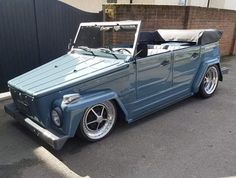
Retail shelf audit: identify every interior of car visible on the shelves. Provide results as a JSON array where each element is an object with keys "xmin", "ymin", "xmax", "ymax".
[{"xmin": 136, "ymin": 31, "xmax": 196, "ymax": 58}]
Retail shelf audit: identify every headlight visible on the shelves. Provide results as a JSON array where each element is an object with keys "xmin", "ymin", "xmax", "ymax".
[
  {"xmin": 63, "ymin": 93, "xmax": 80, "ymax": 104},
  {"xmin": 51, "ymin": 107, "xmax": 63, "ymax": 127}
]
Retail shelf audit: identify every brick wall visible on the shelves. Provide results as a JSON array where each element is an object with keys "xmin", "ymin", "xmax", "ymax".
[{"xmin": 103, "ymin": 4, "xmax": 236, "ymax": 56}]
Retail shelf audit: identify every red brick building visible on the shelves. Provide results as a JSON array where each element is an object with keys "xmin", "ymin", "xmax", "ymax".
[{"xmin": 104, "ymin": 4, "xmax": 236, "ymax": 56}]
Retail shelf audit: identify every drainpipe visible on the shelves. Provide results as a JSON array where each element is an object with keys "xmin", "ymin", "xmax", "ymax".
[
  {"xmin": 184, "ymin": 0, "xmax": 187, "ymax": 6},
  {"xmin": 207, "ymin": 0, "xmax": 211, "ymax": 8}
]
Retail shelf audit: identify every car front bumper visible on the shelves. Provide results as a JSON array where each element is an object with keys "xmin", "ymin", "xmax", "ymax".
[{"xmin": 4, "ymin": 103, "xmax": 69, "ymax": 150}]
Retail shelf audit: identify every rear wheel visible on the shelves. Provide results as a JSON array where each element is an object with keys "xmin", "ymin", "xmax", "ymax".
[
  {"xmin": 198, "ymin": 65, "xmax": 219, "ymax": 98},
  {"xmin": 79, "ymin": 101, "xmax": 117, "ymax": 142}
]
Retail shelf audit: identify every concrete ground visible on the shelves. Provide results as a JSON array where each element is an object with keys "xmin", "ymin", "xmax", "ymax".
[{"xmin": 0, "ymin": 57, "xmax": 236, "ymax": 178}]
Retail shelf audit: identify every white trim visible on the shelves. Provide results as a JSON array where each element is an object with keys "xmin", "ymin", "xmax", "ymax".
[
  {"xmin": 79, "ymin": 20, "xmax": 141, "ymax": 26},
  {"xmin": 132, "ymin": 21, "xmax": 141, "ymax": 56}
]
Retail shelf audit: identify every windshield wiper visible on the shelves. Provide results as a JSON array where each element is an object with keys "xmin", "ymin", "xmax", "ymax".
[
  {"xmin": 97, "ymin": 48, "xmax": 118, "ymax": 59},
  {"xmin": 77, "ymin": 46, "xmax": 95, "ymax": 56}
]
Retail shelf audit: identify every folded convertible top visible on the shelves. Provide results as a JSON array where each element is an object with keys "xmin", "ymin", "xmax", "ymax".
[{"xmin": 139, "ymin": 29, "xmax": 223, "ymax": 45}]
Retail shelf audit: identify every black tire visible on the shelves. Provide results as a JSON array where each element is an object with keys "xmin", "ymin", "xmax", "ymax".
[
  {"xmin": 78, "ymin": 101, "xmax": 117, "ymax": 142},
  {"xmin": 198, "ymin": 65, "xmax": 219, "ymax": 98}
]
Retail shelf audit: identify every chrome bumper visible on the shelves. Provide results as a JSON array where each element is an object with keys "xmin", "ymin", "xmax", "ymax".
[{"xmin": 4, "ymin": 103, "xmax": 69, "ymax": 150}]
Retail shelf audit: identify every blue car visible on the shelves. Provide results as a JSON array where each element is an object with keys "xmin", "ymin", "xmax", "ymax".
[{"xmin": 4, "ymin": 21, "xmax": 227, "ymax": 150}]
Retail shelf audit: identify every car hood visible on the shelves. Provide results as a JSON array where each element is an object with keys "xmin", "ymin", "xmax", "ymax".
[{"xmin": 8, "ymin": 53, "xmax": 127, "ymax": 97}]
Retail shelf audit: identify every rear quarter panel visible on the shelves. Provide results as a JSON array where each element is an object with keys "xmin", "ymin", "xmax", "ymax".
[{"xmin": 192, "ymin": 42, "xmax": 221, "ymax": 93}]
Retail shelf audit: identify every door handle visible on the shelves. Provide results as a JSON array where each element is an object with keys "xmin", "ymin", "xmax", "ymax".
[
  {"xmin": 191, "ymin": 53, "xmax": 199, "ymax": 59},
  {"xmin": 160, "ymin": 60, "xmax": 170, "ymax": 66}
]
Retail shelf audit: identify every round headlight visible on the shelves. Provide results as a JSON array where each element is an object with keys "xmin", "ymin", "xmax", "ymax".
[{"xmin": 51, "ymin": 107, "xmax": 63, "ymax": 127}]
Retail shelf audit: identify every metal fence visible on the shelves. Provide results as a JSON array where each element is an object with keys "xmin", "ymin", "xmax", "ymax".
[{"xmin": 0, "ymin": 0, "xmax": 102, "ymax": 92}]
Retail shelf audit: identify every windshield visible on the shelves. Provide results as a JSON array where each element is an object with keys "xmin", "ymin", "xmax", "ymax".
[{"xmin": 72, "ymin": 21, "xmax": 141, "ymax": 59}]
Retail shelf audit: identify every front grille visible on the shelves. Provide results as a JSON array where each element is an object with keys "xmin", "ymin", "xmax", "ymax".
[{"xmin": 10, "ymin": 88, "xmax": 33, "ymax": 117}]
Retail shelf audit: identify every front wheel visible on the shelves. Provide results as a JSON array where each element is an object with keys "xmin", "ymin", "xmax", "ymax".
[
  {"xmin": 79, "ymin": 101, "xmax": 117, "ymax": 142},
  {"xmin": 198, "ymin": 65, "xmax": 219, "ymax": 98}
]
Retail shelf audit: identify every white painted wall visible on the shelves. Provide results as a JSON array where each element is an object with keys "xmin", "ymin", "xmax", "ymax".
[
  {"xmin": 224, "ymin": 0, "xmax": 236, "ymax": 10},
  {"xmin": 154, "ymin": 0, "xmax": 179, "ymax": 5},
  {"xmin": 59, "ymin": 0, "xmax": 103, "ymax": 13},
  {"xmin": 210, "ymin": 0, "xmax": 225, "ymax": 9},
  {"xmin": 61, "ymin": 0, "xmax": 236, "ymax": 11},
  {"xmin": 187, "ymin": 0, "xmax": 207, "ymax": 7}
]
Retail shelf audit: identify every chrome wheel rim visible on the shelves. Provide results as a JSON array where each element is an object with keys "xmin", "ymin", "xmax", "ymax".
[
  {"xmin": 82, "ymin": 102, "xmax": 116, "ymax": 140},
  {"xmin": 203, "ymin": 66, "xmax": 218, "ymax": 95}
]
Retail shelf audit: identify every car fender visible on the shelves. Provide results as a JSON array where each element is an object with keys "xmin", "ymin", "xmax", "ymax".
[
  {"xmin": 192, "ymin": 57, "xmax": 222, "ymax": 93},
  {"xmin": 57, "ymin": 90, "xmax": 128, "ymax": 137}
]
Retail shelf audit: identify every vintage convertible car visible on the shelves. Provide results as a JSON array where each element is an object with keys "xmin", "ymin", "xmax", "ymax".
[{"xmin": 5, "ymin": 21, "xmax": 227, "ymax": 150}]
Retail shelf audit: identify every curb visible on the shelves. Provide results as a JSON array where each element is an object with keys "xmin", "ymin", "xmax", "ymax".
[
  {"xmin": 33, "ymin": 147, "xmax": 87, "ymax": 178},
  {"xmin": 222, "ymin": 55, "xmax": 236, "ymax": 60},
  {"xmin": 0, "ymin": 92, "xmax": 11, "ymax": 102}
]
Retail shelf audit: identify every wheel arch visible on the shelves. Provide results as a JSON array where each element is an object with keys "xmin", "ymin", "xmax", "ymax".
[
  {"xmin": 61, "ymin": 90, "xmax": 129, "ymax": 137},
  {"xmin": 111, "ymin": 99, "xmax": 127, "ymax": 123},
  {"xmin": 192, "ymin": 60, "xmax": 222, "ymax": 93},
  {"xmin": 216, "ymin": 63, "xmax": 223, "ymax": 81}
]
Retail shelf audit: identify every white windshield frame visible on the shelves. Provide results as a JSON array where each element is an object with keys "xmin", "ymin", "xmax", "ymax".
[{"xmin": 72, "ymin": 21, "xmax": 141, "ymax": 57}]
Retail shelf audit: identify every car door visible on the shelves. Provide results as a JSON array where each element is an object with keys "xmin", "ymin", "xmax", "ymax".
[
  {"xmin": 173, "ymin": 46, "xmax": 201, "ymax": 91},
  {"xmin": 131, "ymin": 51, "xmax": 172, "ymax": 117}
]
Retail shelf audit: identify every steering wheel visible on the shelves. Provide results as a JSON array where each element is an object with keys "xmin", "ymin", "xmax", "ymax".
[{"xmin": 115, "ymin": 48, "xmax": 131, "ymax": 54}]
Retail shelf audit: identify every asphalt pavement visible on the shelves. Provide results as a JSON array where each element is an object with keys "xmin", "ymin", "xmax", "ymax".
[{"xmin": 0, "ymin": 57, "xmax": 236, "ymax": 178}]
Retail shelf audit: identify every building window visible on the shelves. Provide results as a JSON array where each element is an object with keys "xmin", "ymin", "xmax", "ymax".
[
  {"xmin": 179, "ymin": 0, "xmax": 187, "ymax": 6},
  {"xmin": 107, "ymin": 0, "xmax": 117, "ymax": 3}
]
